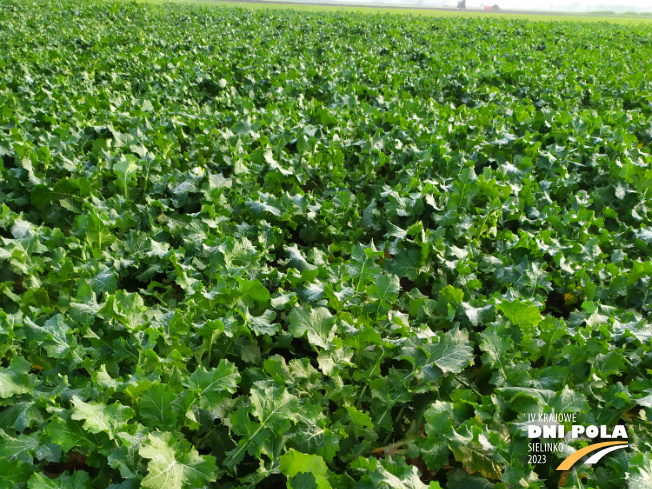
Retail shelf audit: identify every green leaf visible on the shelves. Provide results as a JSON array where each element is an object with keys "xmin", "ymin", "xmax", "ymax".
[
  {"xmin": 280, "ymin": 449, "xmax": 332, "ymax": 489},
  {"xmin": 461, "ymin": 302, "xmax": 493, "ymax": 327},
  {"xmin": 71, "ymin": 396, "xmax": 134, "ymax": 440},
  {"xmin": 367, "ymin": 274, "xmax": 401, "ymax": 310},
  {"xmin": 109, "ymin": 426, "xmax": 150, "ymax": 479},
  {"xmin": 289, "ymin": 473, "xmax": 318, "ymax": 489},
  {"xmin": 496, "ymin": 386, "xmax": 588, "ymax": 413},
  {"xmin": 0, "ymin": 400, "xmax": 44, "ymax": 432},
  {"xmin": 422, "ymin": 328, "xmax": 474, "ymax": 375},
  {"xmin": 629, "ymin": 453, "xmax": 652, "ymax": 489},
  {"xmin": 139, "ymin": 432, "xmax": 219, "ymax": 489},
  {"xmin": 385, "ymin": 222, "xmax": 407, "ymax": 240},
  {"xmin": 250, "ymin": 382, "xmax": 300, "ymax": 430},
  {"xmin": 448, "ymin": 426, "xmax": 503, "ymax": 481},
  {"xmin": 285, "ymin": 244, "xmax": 317, "ymax": 271},
  {"xmin": 422, "ymin": 401, "xmax": 454, "ymax": 469},
  {"xmin": 345, "ymin": 405, "xmax": 374, "ymax": 430},
  {"xmin": 497, "ymin": 301, "xmax": 542, "ymax": 328},
  {"xmin": 450, "ymin": 167, "xmax": 479, "ymax": 209},
  {"xmin": 368, "ymin": 458, "xmax": 432, "ymax": 489},
  {"xmin": 98, "ymin": 290, "xmax": 147, "ymax": 331},
  {"xmin": 387, "ymin": 249, "xmax": 423, "ymax": 281},
  {"xmin": 90, "ymin": 266, "xmax": 118, "ymax": 295},
  {"xmin": 232, "ymin": 277, "xmax": 270, "ymax": 309},
  {"xmin": 288, "ymin": 306, "xmax": 336, "ymax": 349},
  {"xmin": 0, "ymin": 356, "xmax": 34, "ymax": 399},
  {"xmin": 245, "ymin": 309, "xmax": 279, "ymax": 336},
  {"xmin": 46, "ymin": 413, "xmax": 98, "ymax": 452},
  {"xmin": 182, "ymin": 360, "xmax": 240, "ymax": 411},
  {"xmin": 227, "ymin": 382, "xmax": 300, "ymax": 467},
  {"xmin": 0, "ymin": 457, "xmax": 31, "ymax": 488},
  {"xmin": 446, "ymin": 469, "xmax": 495, "ymax": 489},
  {"xmin": 348, "ymin": 244, "xmax": 383, "ymax": 286},
  {"xmin": 479, "ymin": 328, "xmax": 513, "ymax": 371},
  {"xmin": 0, "ymin": 429, "xmax": 39, "ymax": 463},
  {"xmin": 113, "ymin": 154, "xmax": 139, "ymax": 192},
  {"xmin": 25, "ymin": 314, "xmax": 77, "ymax": 360},
  {"xmin": 440, "ymin": 285, "xmax": 464, "ymax": 306},
  {"xmin": 27, "ymin": 471, "xmax": 92, "ymax": 489},
  {"xmin": 138, "ymin": 383, "xmax": 180, "ymax": 431}
]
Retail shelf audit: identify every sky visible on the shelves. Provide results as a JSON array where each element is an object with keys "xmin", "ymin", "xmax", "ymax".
[
  {"xmin": 461, "ymin": 0, "xmax": 652, "ymax": 11},
  {"xmin": 342, "ymin": 0, "xmax": 652, "ymax": 11}
]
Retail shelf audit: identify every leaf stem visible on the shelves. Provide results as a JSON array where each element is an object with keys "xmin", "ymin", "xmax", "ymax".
[
  {"xmin": 356, "ymin": 347, "xmax": 384, "ymax": 409},
  {"xmin": 355, "ymin": 257, "xmax": 367, "ymax": 293},
  {"xmin": 381, "ymin": 404, "xmax": 406, "ymax": 446},
  {"xmin": 454, "ymin": 374, "xmax": 482, "ymax": 397}
]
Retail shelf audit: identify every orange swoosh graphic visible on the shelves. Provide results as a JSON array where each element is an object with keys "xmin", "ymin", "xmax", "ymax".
[{"xmin": 556, "ymin": 441, "xmax": 628, "ymax": 471}]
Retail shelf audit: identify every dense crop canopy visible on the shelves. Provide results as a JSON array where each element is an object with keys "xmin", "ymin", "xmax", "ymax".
[{"xmin": 1, "ymin": 0, "xmax": 652, "ymax": 488}]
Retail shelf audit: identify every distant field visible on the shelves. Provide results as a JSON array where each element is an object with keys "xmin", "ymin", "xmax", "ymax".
[{"xmin": 142, "ymin": 0, "xmax": 652, "ymax": 23}]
